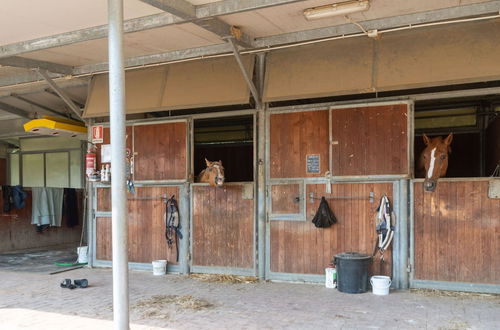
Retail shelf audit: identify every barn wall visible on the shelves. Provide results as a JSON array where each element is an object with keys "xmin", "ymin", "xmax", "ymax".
[
  {"xmin": 95, "ymin": 186, "xmax": 180, "ymax": 263},
  {"xmin": 0, "ymin": 190, "xmax": 83, "ymax": 253},
  {"xmin": 270, "ymin": 182, "xmax": 393, "ymax": 276},
  {"xmin": 413, "ymin": 179, "xmax": 500, "ymax": 284}
]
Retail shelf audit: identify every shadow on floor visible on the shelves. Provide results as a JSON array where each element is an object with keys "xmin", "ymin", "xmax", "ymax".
[{"xmin": 0, "ymin": 245, "xmax": 80, "ymax": 274}]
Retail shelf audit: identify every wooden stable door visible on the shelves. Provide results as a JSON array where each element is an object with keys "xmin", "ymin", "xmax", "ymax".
[
  {"xmin": 413, "ymin": 179, "xmax": 500, "ymax": 285},
  {"xmin": 191, "ymin": 183, "xmax": 255, "ymax": 272},
  {"xmin": 95, "ymin": 186, "xmax": 180, "ymax": 264}
]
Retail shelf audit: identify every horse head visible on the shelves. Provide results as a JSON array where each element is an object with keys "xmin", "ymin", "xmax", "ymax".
[
  {"xmin": 199, "ymin": 158, "xmax": 225, "ymax": 187},
  {"xmin": 419, "ymin": 133, "xmax": 453, "ymax": 192}
]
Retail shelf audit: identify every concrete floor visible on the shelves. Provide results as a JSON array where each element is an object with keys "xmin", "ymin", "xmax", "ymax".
[
  {"xmin": 0, "ymin": 246, "xmax": 78, "ymax": 273},
  {"xmin": 0, "ymin": 265, "xmax": 499, "ymax": 330}
]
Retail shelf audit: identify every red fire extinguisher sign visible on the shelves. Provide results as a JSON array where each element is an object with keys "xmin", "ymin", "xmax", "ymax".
[{"xmin": 91, "ymin": 125, "xmax": 104, "ymax": 144}]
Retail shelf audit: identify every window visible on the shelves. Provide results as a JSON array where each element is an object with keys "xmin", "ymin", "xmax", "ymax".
[{"xmin": 9, "ymin": 137, "xmax": 83, "ymax": 188}]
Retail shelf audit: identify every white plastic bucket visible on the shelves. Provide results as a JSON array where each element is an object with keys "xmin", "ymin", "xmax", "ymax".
[
  {"xmin": 325, "ymin": 267, "xmax": 337, "ymax": 288},
  {"xmin": 77, "ymin": 246, "xmax": 88, "ymax": 264},
  {"xmin": 370, "ymin": 275, "xmax": 391, "ymax": 295},
  {"xmin": 152, "ymin": 260, "xmax": 167, "ymax": 275}
]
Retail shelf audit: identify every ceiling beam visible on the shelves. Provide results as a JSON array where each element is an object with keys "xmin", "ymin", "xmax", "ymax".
[
  {"xmin": 73, "ymin": 43, "xmax": 233, "ymax": 75},
  {"xmin": 140, "ymin": 0, "xmax": 253, "ymax": 47},
  {"xmin": 37, "ymin": 70, "xmax": 83, "ymax": 120},
  {"xmin": 140, "ymin": 0, "xmax": 196, "ymax": 18},
  {"xmin": 0, "ymin": 56, "xmax": 73, "ymax": 75},
  {"xmin": 227, "ymin": 38, "xmax": 262, "ymax": 109},
  {"xmin": 9, "ymin": 93, "xmax": 72, "ymax": 119},
  {"xmin": 0, "ymin": 100, "xmax": 31, "ymax": 119},
  {"xmin": 0, "ymin": 0, "xmax": 302, "ymax": 58},
  {"xmin": 0, "ymin": 77, "xmax": 89, "ymax": 97},
  {"xmin": 196, "ymin": 0, "xmax": 306, "ymax": 18},
  {"xmin": 43, "ymin": 89, "xmax": 85, "ymax": 108},
  {"xmin": 0, "ymin": 13, "xmax": 179, "ymax": 59}
]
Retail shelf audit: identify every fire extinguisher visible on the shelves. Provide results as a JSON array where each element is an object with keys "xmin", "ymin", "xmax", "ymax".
[{"xmin": 85, "ymin": 145, "xmax": 97, "ymax": 178}]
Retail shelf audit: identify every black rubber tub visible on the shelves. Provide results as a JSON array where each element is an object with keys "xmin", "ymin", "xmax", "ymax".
[{"xmin": 334, "ymin": 252, "xmax": 372, "ymax": 294}]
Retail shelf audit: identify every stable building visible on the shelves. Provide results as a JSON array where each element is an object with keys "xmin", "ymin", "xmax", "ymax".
[{"xmin": 0, "ymin": 0, "xmax": 499, "ymax": 295}]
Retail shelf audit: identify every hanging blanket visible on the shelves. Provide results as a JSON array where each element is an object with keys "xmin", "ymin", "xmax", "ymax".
[{"xmin": 31, "ymin": 187, "xmax": 64, "ymax": 227}]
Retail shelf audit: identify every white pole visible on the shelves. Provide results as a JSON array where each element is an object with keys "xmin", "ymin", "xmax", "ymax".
[{"xmin": 108, "ymin": 0, "xmax": 129, "ymax": 329}]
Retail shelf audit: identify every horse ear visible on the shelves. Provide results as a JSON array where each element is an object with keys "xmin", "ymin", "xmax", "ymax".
[
  {"xmin": 205, "ymin": 158, "xmax": 211, "ymax": 167},
  {"xmin": 444, "ymin": 133, "xmax": 453, "ymax": 146},
  {"xmin": 423, "ymin": 134, "xmax": 430, "ymax": 146}
]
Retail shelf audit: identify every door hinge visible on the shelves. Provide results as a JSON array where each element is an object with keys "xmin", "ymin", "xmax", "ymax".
[{"xmin": 407, "ymin": 263, "xmax": 412, "ymax": 273}]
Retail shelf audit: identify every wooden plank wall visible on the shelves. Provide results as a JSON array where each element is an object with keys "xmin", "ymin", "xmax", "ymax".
[
  {"xmin": 270, "ymin": 111, "xmax": 329, "ymax": 178},
  {"xmin": 270, "ymin": 182, "xmax": 393, "ymax": 275},
  {"xmin": 271, "ymin": 184, "xmax": 300, "ymax": 214},
  {"xmin": 134, "ymin": 122, "xmax": 186, "ymax": 181},
  {"xmin": 192, "ymin": 184, "xmax": 254, "ymax": 269},
  {"xmin": 331, "ymin": 104, "xmax": 408, "ymax": 176},
  {"xmin": 96, "ymin": 188, "xmax": 111, "ymax": 212},
  {"xmin": 96, "ymin": 126, "xmax": 132, "ymax": 166},
  {"xmin": 414, "ymin": 180, "xmax": 500, "ymax": 284},
  {"xmin": 0, "ymin": 190, "xmax": 83, "ymax": 253},
  {"xmin": 95, "ymin": 186, "xmax": 180, "ymax": 264},
  {"xmin": 96, "ymin": 122, "xmax": 186, "ymax": 181}
]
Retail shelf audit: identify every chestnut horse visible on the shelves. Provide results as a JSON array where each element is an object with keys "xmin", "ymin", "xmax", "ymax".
[
  {"xmin": 417, "ymin": 133, "xmax": 453, "ymax": 192},
  {"xmin": 198, "ymin": 159, "xmax": 225, "ymax": 187}
]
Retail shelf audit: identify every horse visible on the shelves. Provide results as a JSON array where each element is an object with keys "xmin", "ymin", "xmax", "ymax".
[
  {"xmin": 198, "ymin": 158, "xmax": 225, "ymax": 187},
  {"xmin": 417, "ymin": 133, "xmax": 453, "ymax": 192}
]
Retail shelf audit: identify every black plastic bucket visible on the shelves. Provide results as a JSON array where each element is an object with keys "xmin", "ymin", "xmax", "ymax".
[{"xmin": 334, "ymin": 252, "xmax": 372, "ymax": 294}]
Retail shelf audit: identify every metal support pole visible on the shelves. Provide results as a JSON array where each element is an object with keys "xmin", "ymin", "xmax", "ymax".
[
  {"xmin": 179, "ymin": 182, "xmax": 190, "ymax": 274},
  {"xmin": 108, "ymin": 1, "xmax": 129, "ymax": 329},
  {"xmin": 396, "ymin": 179, "xmax": 409, "ymax": 289},
  {"xmin": 256, "ymin": 53, "xmax": 266, "ymax": 280},
  {"xmin": 227, "ymin": 37, "xmax": 262, "ymax": 109}
]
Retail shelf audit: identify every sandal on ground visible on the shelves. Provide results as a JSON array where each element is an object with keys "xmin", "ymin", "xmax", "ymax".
[
  {"xmin": 60, "ymin": 279, "xmax": 76, "ymax": 289},
  {"xmin": 74, "ymin": 279, "xmax": 88, "ymax": 288}
]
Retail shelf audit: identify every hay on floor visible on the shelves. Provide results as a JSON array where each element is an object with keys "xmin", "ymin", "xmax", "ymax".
[
  {"xmin": 190, "ymin": 273, "xmax": 258, "ymax": 284},
  {"xmin": 411, "ymin": 289, "xmax": 499, "ymax": 301},
  {"xmin": 135, "ymin": 294, "xmax": 213, "ymax": 311}
]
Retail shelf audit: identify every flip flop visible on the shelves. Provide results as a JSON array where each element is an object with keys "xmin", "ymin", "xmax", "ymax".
[
  {"xmin": 60, "ymin": 279, "xmax": 76, "ymax": 289},
  {"xmin": 74, "ymin": 279, "xmax": 88, "ymax": 288}
]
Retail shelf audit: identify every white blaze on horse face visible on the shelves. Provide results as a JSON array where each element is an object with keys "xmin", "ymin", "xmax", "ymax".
[
  {"xmin": 427, "ymin": 148, "xmax": 437, "ymax": 179},
  {"xmin": 213, "ymin": 164, "xmax": 223, "ymax": 185}
]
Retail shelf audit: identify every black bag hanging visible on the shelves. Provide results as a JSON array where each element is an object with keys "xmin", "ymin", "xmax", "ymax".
[{"xmin": 312, "ymin": 197, "xmax": 337, "ymax": 228}]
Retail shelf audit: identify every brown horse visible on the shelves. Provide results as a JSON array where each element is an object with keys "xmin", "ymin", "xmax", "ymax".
[
  {"xmin": 417, "ymin": 133, "xmax": 453, "ymax": 192},
  {"xmin": 198, "ymin": 159, "xmax": 225, "ymax": 187}
]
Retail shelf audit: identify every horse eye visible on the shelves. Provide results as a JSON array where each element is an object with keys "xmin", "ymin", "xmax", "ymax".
[{"xmin": 440, "ymin": 154, "xmax": 446, "ymax": 160}]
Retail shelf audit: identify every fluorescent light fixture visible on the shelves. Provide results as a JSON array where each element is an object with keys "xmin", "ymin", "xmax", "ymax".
[{"xmin": 304, "ymin": 0, "xmax": 370, "ymax": 20}]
